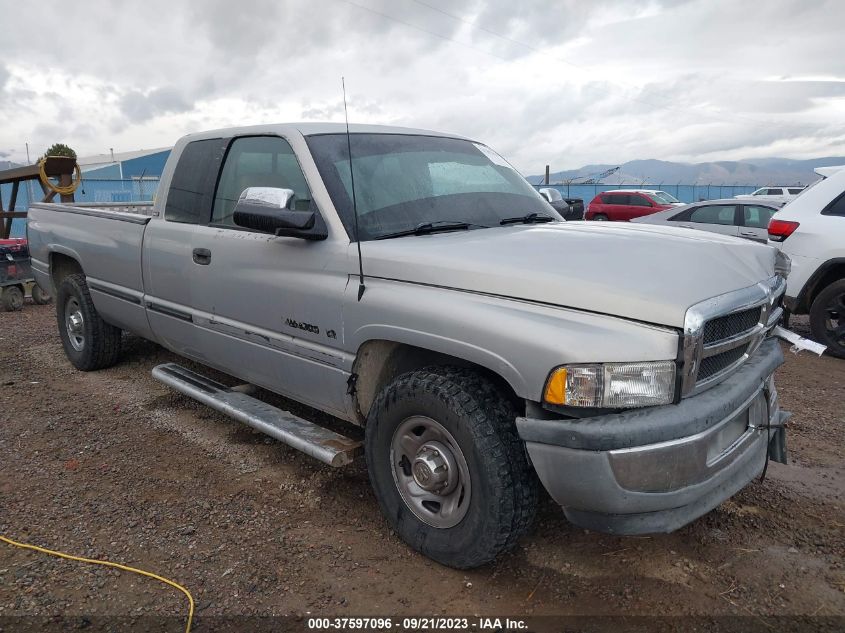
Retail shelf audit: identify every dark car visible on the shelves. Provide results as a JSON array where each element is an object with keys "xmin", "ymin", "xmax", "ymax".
[{"xmin": 538, "ymin": 188, "xmax": 584, "ymax": 220}]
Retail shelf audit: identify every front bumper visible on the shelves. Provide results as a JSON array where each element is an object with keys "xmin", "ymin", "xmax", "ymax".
[{"xmin": 516, "ymin": 338, "xmax": 788, "ymax": 534}]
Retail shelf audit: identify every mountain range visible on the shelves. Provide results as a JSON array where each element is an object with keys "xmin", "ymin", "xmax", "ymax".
[{"xmin": 528, "ymin": 157, "xmax": 845, "ymax": 186}]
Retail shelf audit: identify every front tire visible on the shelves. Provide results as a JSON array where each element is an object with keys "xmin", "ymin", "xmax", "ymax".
[
  {"xmin": 809, "ymin": 279, "xmax": 845, "ymax": 358},
  {"xmin": 365, "ymin": 367, "xmax": 538, "ymax": 569},
  {"xmin": 592, "ymin": 213, "xmax": 608, "ymax": 221},
  {"xmin": 56, "ymin": 273, "xmax": 122, "ymax": 371}
]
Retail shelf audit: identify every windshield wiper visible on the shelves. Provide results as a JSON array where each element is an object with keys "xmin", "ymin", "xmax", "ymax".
[
  {"xmin": 499, "ymin": 212, "xmax": 555, "ymax": 225},
  {"xmin": 374, "ymin": 221, "xmax": 487, "ymax": 240}
]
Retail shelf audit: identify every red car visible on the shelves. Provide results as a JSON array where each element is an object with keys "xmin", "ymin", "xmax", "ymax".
[{"xmin": 585, "ymin": 189, "xmax": 683, "ymax": 221}]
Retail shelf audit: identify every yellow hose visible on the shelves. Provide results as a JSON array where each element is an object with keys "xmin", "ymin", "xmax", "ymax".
[
  {"xmin": 0, "ymin": 534, "xmax": 194, "ymax": 633},
  {"xmin": 38, "ymin": 156, "xmax": 82, "ymax": 196}
]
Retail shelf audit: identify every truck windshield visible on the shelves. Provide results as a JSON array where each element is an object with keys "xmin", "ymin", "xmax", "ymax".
[{"xmin": 306, "ymin": 134, "xmax": 557, "ymax": 241}]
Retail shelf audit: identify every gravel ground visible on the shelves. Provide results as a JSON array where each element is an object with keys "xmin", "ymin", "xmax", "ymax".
[{"xmin": 0, "ymin": 303, "xmax": 843, "ymax": 632}]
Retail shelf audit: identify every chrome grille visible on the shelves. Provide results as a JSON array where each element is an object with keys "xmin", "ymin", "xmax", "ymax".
[
  {"xmin": 682, "ymin": 276, "xmax": 787, "ymax": 397},
  {"xmin": 697, "ymin": 344, "xmax": 749, "ymax": 381},
  {"xmin": 702, "ymin": 307, "xmax": 762, "ymax": 344}
]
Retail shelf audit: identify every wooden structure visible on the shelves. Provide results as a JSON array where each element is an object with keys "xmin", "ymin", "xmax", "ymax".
[{"xmin": 0, "ymin": 159, "xmax": 77, "ymax": 239}]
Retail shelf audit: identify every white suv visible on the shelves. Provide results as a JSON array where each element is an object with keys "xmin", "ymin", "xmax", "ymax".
[
  {"xmin": 738, "ymin": 186, "xmax": 805, "ymax": 202},
  {"xmin": 769, "ymin": 170, "xmax": 845, "ymax": 357}
]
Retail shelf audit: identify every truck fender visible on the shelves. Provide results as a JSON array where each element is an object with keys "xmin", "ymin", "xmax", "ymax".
[{"xmin": 345, "ymin": 279, "xmax": 679, "ymax": 421}]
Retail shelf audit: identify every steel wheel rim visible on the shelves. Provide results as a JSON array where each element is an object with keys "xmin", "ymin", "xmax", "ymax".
[
  {"xmin": 824, "ymin": 291, "xmax": 845, "ymax": 345},
  {"xmin": 64, "ymin": 297, "xmax": 85, "ymax": 351},
  {"xmin": 389, "ymin": 415, "xmax": 471, "ymax": 529}
]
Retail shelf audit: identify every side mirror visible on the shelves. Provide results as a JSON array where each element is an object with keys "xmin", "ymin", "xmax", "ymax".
[
  {"xmin": 233, "ymin": 187, "xmax": 326, "ymax": 240},
  {"xmin": 538, "ymin": 188, "xmax": 553, "ymax": 203}
]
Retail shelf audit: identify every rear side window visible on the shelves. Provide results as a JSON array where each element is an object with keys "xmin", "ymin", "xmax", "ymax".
[
  {"xmin": 603, "ymin": 194, "xmax": 629, "ymax": 205},
  {"xmin": 689, "ymin": 204, "xmax": 736, "ymax": 225},
  {"xmin": 165, "ymin": 138, "xmax": 228, "ymax": 224},
  {"xmin": 743, "ymin": 205, "xmax": 777, "ymax": 228},
  {"xmin": 822, "ymin": 191, "xmax": 845, "ymax": 217},
  {"xmin": 788, "ymin": 188, "xmax": 804, "ymax": 194}
]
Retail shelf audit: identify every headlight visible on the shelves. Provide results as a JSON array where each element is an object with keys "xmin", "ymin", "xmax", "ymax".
[
  {"xmin": 774, "ymin": 250, "xmax": 791, "ymax": 279},
  {"xmin": 544, "ymin": 361, "xmax": 676, "ymax": 408}
]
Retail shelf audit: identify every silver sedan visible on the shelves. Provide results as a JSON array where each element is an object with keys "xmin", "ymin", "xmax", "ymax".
[{"xmin": 630, "ymin": 197, "xmax": 784, "ymax": 242}]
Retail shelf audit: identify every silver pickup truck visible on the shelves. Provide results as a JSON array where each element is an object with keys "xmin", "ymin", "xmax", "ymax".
[{"xmin": 28, "ymin": 123, "xmax": 791, "ymax": 569}]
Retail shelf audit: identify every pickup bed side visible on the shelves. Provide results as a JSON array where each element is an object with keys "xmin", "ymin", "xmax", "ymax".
[{"xmin": 28, "ymin": 203, "xmax": 154, "ymax": 340}]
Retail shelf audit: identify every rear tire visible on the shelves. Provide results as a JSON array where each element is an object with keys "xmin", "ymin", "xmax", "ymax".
[
  {"xmin": 31, "ymin": 283, "xmax": 52, "ymax": 305},
  {"xmin": 592, "ymin": 214, "xmax": 608, "ymax": 221},
  {"xmin": 365, "ymin": 366, "xmax": 538, "ymax": 569},
  {"xmin": 56, "ymin": 273, "xmax": 122, "ymax": 370},
  {"xmin": 809, "ymin": 279, "xmax": 845, "ymax": 358},
  {"xmin": 1, "ymin": 286, "xmax": 24, "ymax": 311}
]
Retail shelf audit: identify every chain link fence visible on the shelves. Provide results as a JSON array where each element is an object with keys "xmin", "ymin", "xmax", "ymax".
[
  {"xmin": 2, "ymin": 177, "xmax": 161, "ymax": 237},
  {"xmin": 533, "ymin": 182, "xmax": 763, "ymax": 204}
]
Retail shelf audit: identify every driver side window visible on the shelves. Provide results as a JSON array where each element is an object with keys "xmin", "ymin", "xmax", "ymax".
[{"xmin": 211, "ymin": 136, "xmax": 312, "ymax": 227}]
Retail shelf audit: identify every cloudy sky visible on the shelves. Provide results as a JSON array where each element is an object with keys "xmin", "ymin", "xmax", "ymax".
[{"xmin": 1, "ymin": 0, "xmax": 844, "ymax": 174}]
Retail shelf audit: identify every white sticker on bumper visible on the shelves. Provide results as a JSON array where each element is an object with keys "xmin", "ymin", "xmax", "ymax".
[{"xmin": 772, "ymin": 325, "xmax": 827, "ymax": 356}]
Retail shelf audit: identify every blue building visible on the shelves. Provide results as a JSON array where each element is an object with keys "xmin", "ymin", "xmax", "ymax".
[
  {"xmin": 79, "ymin": 147, "xmax": 171, "ymax": 179},
  {"xmin": 1, "ymin": 147, "xmax": 171, "ymax": 236}
]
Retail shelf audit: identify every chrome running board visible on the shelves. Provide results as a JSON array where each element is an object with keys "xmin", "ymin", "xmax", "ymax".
[{"xmin": 152, "ymin": 363, "xmax": 362, "ymax": 467}]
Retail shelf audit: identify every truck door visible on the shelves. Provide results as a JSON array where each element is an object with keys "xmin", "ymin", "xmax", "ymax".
[
  {"xmin": 188, "ymin": 135, "xmax": 351, "ymax": 418},
  {"xmin": 142, "ymin": 137, "xmax": 228, "ymax": 358}
]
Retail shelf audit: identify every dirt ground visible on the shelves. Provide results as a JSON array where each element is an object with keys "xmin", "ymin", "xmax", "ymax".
[{"xmin": 1, "ymin": 303, "xmax": 843, "ymax": 632}]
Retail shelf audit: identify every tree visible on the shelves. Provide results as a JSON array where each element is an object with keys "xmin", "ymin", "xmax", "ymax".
[{"xmin": 41, "ymin": 143, "xmax": 77, "ymax": 160}]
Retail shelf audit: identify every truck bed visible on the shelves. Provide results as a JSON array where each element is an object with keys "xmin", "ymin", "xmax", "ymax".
[{"xmin": 26, "ymin": 201, "xmax": 154, "ymax": 335}]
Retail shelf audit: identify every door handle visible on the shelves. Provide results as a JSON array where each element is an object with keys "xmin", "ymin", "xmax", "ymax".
[
  {"xmin": 739, "ymin": 231, "xmax": 757, "ymax": 237},
  {"xmin": 192, "ymin": 248, "xmax": 212, "ymax": 265}
]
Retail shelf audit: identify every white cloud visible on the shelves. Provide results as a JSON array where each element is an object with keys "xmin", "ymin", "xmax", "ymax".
[{"xmin": 1, "ymin": 0, "xmax": 844, "ymax": 172}]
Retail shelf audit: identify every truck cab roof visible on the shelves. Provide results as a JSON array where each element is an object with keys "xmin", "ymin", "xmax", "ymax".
[{"xmin": 178, "ymin": 122, "xmax": 470, "ymax": 143}]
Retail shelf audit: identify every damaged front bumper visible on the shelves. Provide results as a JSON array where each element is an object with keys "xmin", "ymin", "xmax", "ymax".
[{"xmin": 516, "ymin": 338, "xmax": 789, "ymax": 535}]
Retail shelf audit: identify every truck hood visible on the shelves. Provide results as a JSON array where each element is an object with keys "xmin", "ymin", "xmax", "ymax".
[{"xmin": 360, "ymin": 222, "xmax": 777, "ymax": 328}]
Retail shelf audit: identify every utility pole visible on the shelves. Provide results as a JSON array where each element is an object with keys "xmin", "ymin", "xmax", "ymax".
[{"xmin": 544, "ymin": 165, "xmax": 550, "ymax": 185}]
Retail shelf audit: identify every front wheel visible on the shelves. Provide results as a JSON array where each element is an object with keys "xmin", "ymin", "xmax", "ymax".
[
  {"xmin": 809, "ymin": 279, "xmax": 845, "ymax": 358},
  {"xmin": 56, "ymin": 273, "xmax": 122, "ymax": 370},
  {"xmin": 365, "ymin": 367, "xmax": 538, "ymax": 569},
  {"xmin": 591, "ymin": 213, "xmax": 608, "ymax": 221}
]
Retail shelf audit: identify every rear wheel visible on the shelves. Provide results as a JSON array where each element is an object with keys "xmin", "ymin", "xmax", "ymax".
[
  {"xmin": 365, "ymin": 367, "xmax": 538, "ymax": 569},
  {"xmin": 810, "ymin": 279, "xmax": 845, "ymax": 358},
  {"xmin": 592, "ymin": 214, "xmax": 608, "ymax": 221},
  {"xmin": 31, "ymin": 283, "xmax": 52, "ymax": 305},
  {"xmin": 1, "ymin": 286, "xmax": 24, "ymax": 311},
  {"xmin": 56, "ymin": 273, "xmax": 122, "ymax": 370}
]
